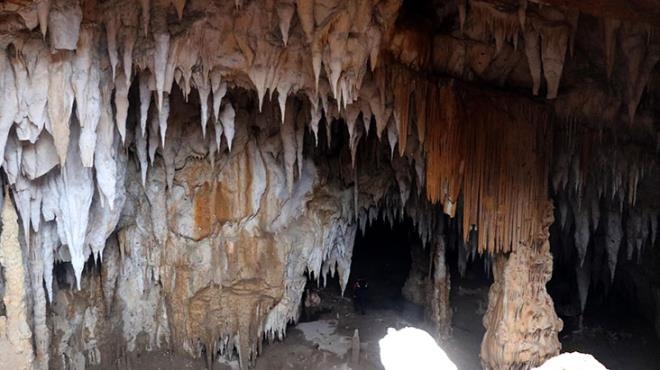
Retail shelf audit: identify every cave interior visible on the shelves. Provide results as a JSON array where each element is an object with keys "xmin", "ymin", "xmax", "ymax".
[{"xmin": 0, "ymin": 0, "xmax": 659, "ymax": 369}]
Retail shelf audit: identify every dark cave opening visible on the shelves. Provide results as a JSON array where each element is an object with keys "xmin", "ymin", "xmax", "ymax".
[{"xmin": 348, "ymin": 216, "xmax": 416, "ymax": 314}]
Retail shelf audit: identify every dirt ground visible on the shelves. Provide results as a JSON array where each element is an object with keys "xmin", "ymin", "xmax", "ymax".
[{"xmin": 123, "ymin": 271, "xmax": 660, "ymax": 370}]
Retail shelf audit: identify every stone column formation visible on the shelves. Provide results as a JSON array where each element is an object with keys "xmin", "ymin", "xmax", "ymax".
[{"xmin": 480, "ymin": 202, "xmax": 563, "ymax": 369}]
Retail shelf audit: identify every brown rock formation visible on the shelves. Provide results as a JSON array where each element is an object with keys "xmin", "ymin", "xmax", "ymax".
[{"xmin": 481, "ymin": 201, "xmax": 563, "ymax": 369}]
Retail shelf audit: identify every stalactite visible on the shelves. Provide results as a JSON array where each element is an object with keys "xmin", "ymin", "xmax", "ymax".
[
  {"xmin": 193, "ymin": 70, "xmax": 211, "ymax": 138},
  {"xmin": 73, "ymin": 27, "xmax": 102, "ymax": 167},
  {"xmin": 606, "ymin": 209, "xmax": 622, "ymax": 281},
  {"xmin": 220, "ymin": 103, "xmax": 236, "ymax": 152},
  {"xmin": 47, "ymin": 52, "xmax": 74, "ymax": 166},
  {"xmin": 603, "ymin": 19, "xmax": 621, "ymax": 79},
  {"xmin": 114, "ymin": 68, "xmax": 130, "ymax": 144},
  {"xmin": 470, "ymin": 1, "xmax": 520, "ymax": 55},
  {"xmin": 281, "ymin": 97, "xmax": 297, "ymax": 194},
  {"xmin": 424, "ymin": 84, "xmax": 551, "ymax": 254}
]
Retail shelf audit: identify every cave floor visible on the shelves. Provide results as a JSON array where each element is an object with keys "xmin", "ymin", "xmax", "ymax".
[{"xmin": 122, "ymin": 275, "xmax": 660, "ymax": 370}]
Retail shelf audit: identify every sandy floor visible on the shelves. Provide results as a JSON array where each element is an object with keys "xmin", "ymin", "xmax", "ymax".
[{"xmin": 122, "ymin": 273, "xmax": 660, "ymax": 370}]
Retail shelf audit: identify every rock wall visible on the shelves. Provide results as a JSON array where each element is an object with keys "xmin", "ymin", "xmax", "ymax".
[
  {"xmin": 0, "ymin": 188, "xmax": 35, "ymax": 370},
  {"xmin": 37, "ymin": 88, "xmax": 435, "ymax": 369}
]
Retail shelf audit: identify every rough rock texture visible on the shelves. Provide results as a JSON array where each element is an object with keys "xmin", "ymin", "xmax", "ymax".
[
  {"xmin": 39, "ymin": 89, "xmax": 437, "ymax": 369},
  {"xmin": 481, "ymin": 202, "xmax": 564, "ymax": 369},
  {"xmin": 0, "ymin": 188, "xmax": 35, "ymax": 370}
]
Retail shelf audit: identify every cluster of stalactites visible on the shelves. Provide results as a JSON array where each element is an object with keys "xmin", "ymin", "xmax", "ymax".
[
  {"xmin": 0, "ymin": 0, "xmax": 405, "ymax": 291},
  {"xmin": 420, "ymin": 1, "xmax": 659, "ymax": 126},
  {"xmin": 371, "ymin": 62, "xmax": 554, "ymax": 255},
  {"xmin": 552, "ymin": 125, "xmax": 658, "ymax": 280},
  {"xmin": 421, "ymin": 81, "xmax": 552, "ymax": 255},
  {"xmin": 458, "ymin": 0, "xmax": 577, "ymax": 99}
]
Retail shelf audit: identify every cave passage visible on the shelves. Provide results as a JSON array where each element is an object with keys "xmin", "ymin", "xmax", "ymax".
[{"xmin": 349, "ymin": 216, "xmax": 417, "ymax": 313}]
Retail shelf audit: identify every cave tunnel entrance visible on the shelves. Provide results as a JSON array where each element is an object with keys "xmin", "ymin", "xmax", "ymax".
[{"xmin": 348, "ymin": 216, "xmax": 417, "ymax": 315}]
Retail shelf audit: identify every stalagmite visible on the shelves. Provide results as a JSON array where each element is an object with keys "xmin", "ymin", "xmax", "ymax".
[
  {"xmin": 352, "ymin": 329, "xmax": 360, "ymax": 365},
  {"xmin": 429, "ymin": 236, "xmax": 451, "ymax": 338},
  {"xmin": 481, "ymin": 202, "xmax": 563, "ymax": 369},
  {"xmin": 575, "ymin": 261, "xmax": 590, "ymax": 332}
]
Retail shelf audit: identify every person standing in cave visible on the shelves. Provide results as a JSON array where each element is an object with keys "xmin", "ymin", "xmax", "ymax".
[{"xmin": 353, "ymin": 278, "xmax": 369, "ymax": 315}]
